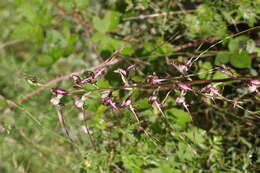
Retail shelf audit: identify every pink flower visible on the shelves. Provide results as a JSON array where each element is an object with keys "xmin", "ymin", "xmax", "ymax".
[
  {"xmin": 126, "ymin": 65, "xmax": 136, "ymax": 71},
  {"xmin": 250, "ymin": 80, "xmax": 260, "ymax": 85},
  {"xmin": 248, "ymin": 80, "xmax": 260, "ymax": 94},
  {"xmin": 50, "ymin": 95, "xmax": 64, "ymax": 107},
  {"xmin": 94, "ymin": 68, "xmax": 106, "ymax": 79},
  {"xmin": 120, "ymin": 95, "xmax": 132, "ymax": 108},
  {"xmin": 217, "ymin": 65, "xmax": 233, "ymax": 77},
  {"xmin": 101, "ymin": 91, "xmax": 119, "ymax": 112},
  {"xmin": 172, "ymin": 58, "xmax": 193, "ymax": 74},
  {"xmin": 75, "ymin": 99, "xmax": 84, "ymax": 110},
  {"xmin": 176, "ymin": 96, "xmax": 189, "ymax": 112},
  {"xmin": 51, "ymin": 88, "xmax": 69, "ymax": 95},
  {"xmin": 148, "ymin": 96, "xmax": 163, "ymax": 108},
  {"xmin": 177, "ymin": 83, "xmax": 192, "ymax": 91},
  {"xmin": 201, "ymin": 84, "xmax": 222, "ymax": 100},
  {"xmin": 148, "ymin": 76, "xmax": 168, "ymax": 84},
  {"xmin": 114, "ymin": 68, "xmax": 127, "ymax": 76}
]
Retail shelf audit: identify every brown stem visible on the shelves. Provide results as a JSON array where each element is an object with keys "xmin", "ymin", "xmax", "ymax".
[{"xmin": 71, "ymin": 76, "xmax": 260, "ymax": 92}]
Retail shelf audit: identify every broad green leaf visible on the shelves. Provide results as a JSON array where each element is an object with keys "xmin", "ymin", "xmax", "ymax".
[
  {"xmin": 166, "ymin": 108, "xmax": 192, "ymax": 128},
  {"xmin": 228, "ymin": 36, "xmax": 250, "ymax": 52},
  {"xmin": 230, "ymin": 51, "xmax": 251, "ymax": 68},
  {"xmin": 93, "ymin": 16, "xmax": 107, "ymax": 33},
  {"xmin": 104, "ymin": 11, "xmax": 121, "ymax": 32},
  {"xmin": 215, "ymin": 51, "xmax": 231, "ymax": 65}
]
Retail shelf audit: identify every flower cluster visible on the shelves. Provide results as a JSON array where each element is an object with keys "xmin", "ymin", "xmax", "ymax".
[{"xmin": 50, "ymin": 61, "xmax": 259, "ymax": 119}]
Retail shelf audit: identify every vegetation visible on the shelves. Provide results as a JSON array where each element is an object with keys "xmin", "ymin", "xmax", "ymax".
[{"xmin": 0, "ymin": 0, "xmax": 259, "ymax": 172}]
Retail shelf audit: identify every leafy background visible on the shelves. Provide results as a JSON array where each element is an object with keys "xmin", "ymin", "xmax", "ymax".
[{"xmin": 0, "ymin": 0, "xmax": 259, "ymax": 172}]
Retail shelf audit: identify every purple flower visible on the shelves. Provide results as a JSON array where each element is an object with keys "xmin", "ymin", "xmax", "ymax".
[
  {"xmin": 94, "ymin": 68, "xmax": 106, "ymax": 80},
  {"xmin": 177, "ymin": 83, "xmax": 192, "ymax": 91},
  {"xmin": 250, "ymin": 80, "xmax": 260, "ymax": 85},
  {"xmin": 248, "ymin": 80, "xmax": 260, "ymax": 93},
  {"xmin": 79, "ymin": 76, "xmax": 94, "ymax": 85},
  {"xmin": 120, "ymin": 96, "xmax": 132, "ymax": 108},
  {"xmin": 101, "ymin": 91, "xmax": 119, "ymax": 112},
  {"xmin": 126, "ymin": 65, "xmax": 136, "ymax": 71},
  {"xmin": 176, "ymin": 96, "xmax": 189, "ymax": 112},
  {"xmin": 51, "ymin": 88, "xmax": 69, "ymax": 95},
  {"xmin": 50, "ymin": 95, "xmax": 64, "ymax": 107},
  {"xmin": 75, "ymin": 99, "xmax": 84, "ymax": 110},
  {"xmin": 148, "ymin": 96, "xmax": 163, "ymax": 108},
  {"xmin": 114, "ymin": 68, "xmax": 127, "ymax": 76},
  {"xmin": 201, "ymin": 84, "xmax": 222, "ymax": 100},
  {"xmin": 217, "ymin": 65, "xmax": 233, "ymax": 77},
  {"xmin": 172, "ymin": 58, "xmax": 193, "ymax": 74},
  {"xmin": 148, "ymin": 76, "xmax": 168, "ymax": 84}
]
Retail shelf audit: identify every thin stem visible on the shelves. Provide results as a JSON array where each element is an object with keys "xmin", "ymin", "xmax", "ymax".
[
  {"xmin": 72, "ymin": 76, "xmax": 260, "ymax": 93},
  {"xmin": 56, "ymin": 107, "xmax": 74, "ymax": 144}
]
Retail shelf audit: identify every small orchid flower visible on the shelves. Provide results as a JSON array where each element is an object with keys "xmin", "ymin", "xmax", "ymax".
[
  {"xmin": 201, "ymin": 84, "xmax": 222, "ymax": 100},
  {"xmin": 120, "ymin": 98, "xmax": 132, "ymax": 108},
  {"xmin": 149, "ymin": 96, "xmax": 167, "ymax": 118},
  {"xmin": 79, "ymin": 71, "xmax": 95, "ymax": 85},
  {"xmin": 101, "ymin": 91, "xmax": 119, "ymax": 112},
  {"xmin": 114, "ymin": 68, "xmax": 128, "ymax": 85},
  {"xmin": 148, "ymin": 76, "xmax": 168, "ymax": 84},
  {"xmin": 75, "ymin": 100, "xmax": 84, "ymax": 110},
  {"xmin": 177, "ymin": 83, "xmax": 193, "ymax": 91},
  {"xmin": 148, "ymin": 96, "xmax": 162, "ymax": 109},
  {"xmin": 114, "ymin": 68, "xmax": 127, "ymax": 76},
  {"xmin": 172, "ymin": 58, "xmax": 193, "ymax": 74},
  {"xmin": 248, "ymin": 80, "xmax": 260, "ymax": 94},
  {"xmin": 50, "ymin": 94, "xmax": 64, "ymax": 107},
  {"xmin": 94, "ymin": 68, "xmax": 106, "ymax": 80},
  {"xmin": 176, "ymin": 96, "xmax": 189, "ymax": 112},
  {"xmin": 217, "ymin": 65, "xmax": 233, "ymax": 77},
  {"xmin": 127, "ymin": 65, "xmax": 136, "ymax": 71},
  {"xmin": 51, "ymin": 88, "xmax": 69, "ymax": 95}
]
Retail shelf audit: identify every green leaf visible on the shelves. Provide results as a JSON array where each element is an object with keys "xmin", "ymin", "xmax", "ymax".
[
  {"xmin": 93, "ymin": 11, "xmax": 121, "ymax": 33},
  {"xmin": 104, "ymin": 11, "xmax": 121, "ymax": 32},
  {"xmin": 230, "ymin": 51, "xmax": 251, "ymax": 68},
  {"xmin": 75, "ymin": 0, "xmax": 88, "ymax": 9},
  {"xmin": 166, "ymin": 108, "xmax": 192, "ymax": 128},
  {"xmin": 198, "ymin": 61, "xmax": 212, "ymax": 79},
  {"xmin": 12, "ymin": 23, "xmax": 43, "ymax": 43},
  {"xmin": 133, "ymin": 98, "xmax": 151, "ymax": 110},
  {"xmin": 96, "ymin": 78, "xmax": 110, "ymax": 88},
  {"xmin": 37, "ymin": 54, "xmax": 55, "ymax": 67},
  {"xmin": 93, "ymin": 17, "xmax": 107, "ymax": 33},
  {"xmin": 215, "ymin": 51, "xmax": 231, "ymax": 65},
  {"xmin": 228, "ymin": 36, "xmax": 250, "ymax": 52}
]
